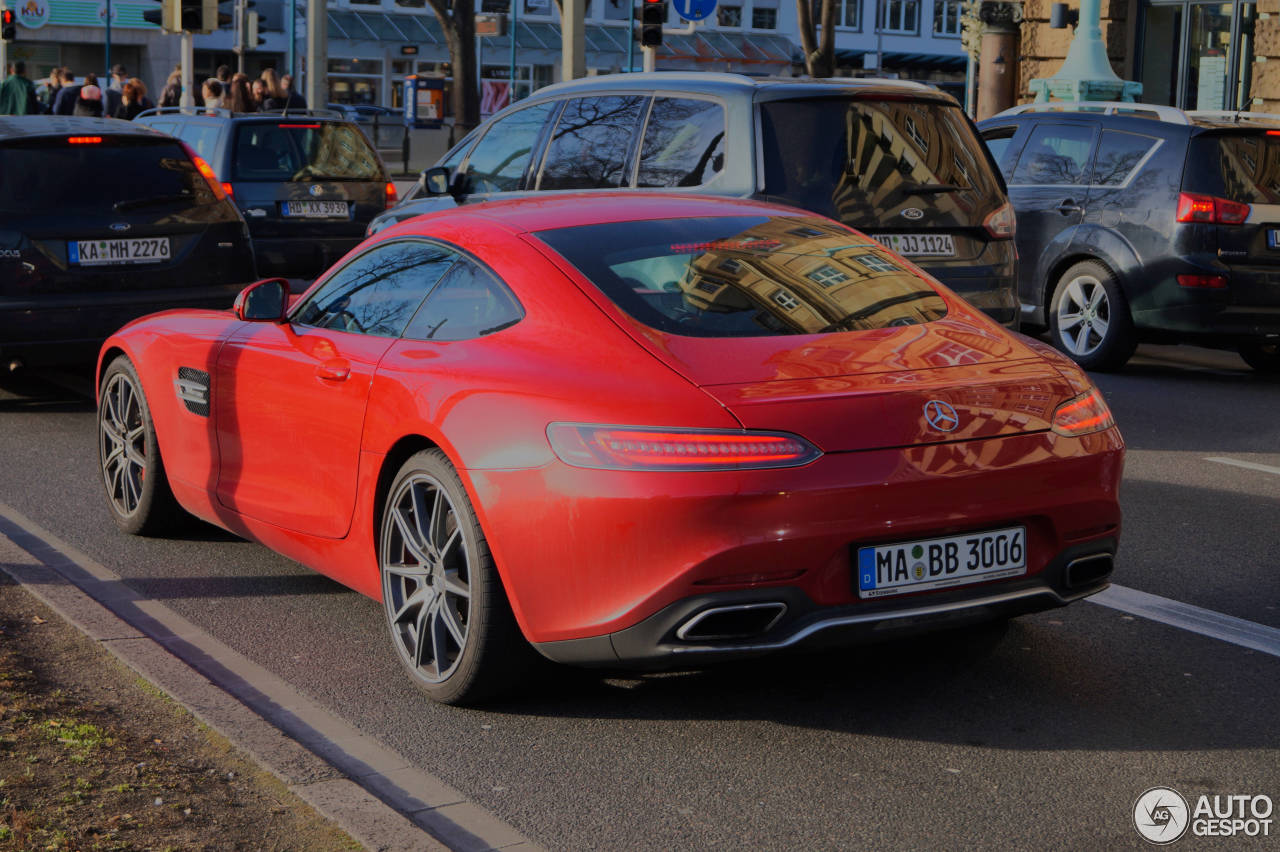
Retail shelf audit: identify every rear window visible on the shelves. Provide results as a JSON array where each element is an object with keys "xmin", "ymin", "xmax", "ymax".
[
  {"xmin": 1186, "ymin": 131, "xmax": 1280, "ymax": 204},
  {"xmin": 0, "ymin": 136, "xmax": 217, "ymax": 215},
  {"xmin": 232, "ymin": 121, "xmax": 382, "ymax": 181},
  {"xmin": 759, "ymin": 98, "xmax": 1003, "ymax": 228},
  {"xmin": 535, "ymin": 215, "xmax": 947, "ymax": 338}
]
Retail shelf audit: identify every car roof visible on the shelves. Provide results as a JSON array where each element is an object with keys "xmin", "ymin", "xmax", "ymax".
[
  {"xmin": 531, "ymin": 71, "xmax": 957, "ymax": 106},
  {"xmin": 979, "ymin": 102, "xmax": 1280, "ymax": 134},
  {"xmin": 411, "ymin": 192, "xmax": 812, "ymax": 236},
  {"xmin": 0, "ymin": 115, "xmax": 163, "ymax": 139},
  {"xmin": 134, "ymin": 107, "xmax": 350, "ymax": 123}
]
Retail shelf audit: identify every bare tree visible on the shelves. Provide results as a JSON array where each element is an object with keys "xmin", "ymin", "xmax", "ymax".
[
  {"xmin": 423, "ymin": 0, "xmax": 481, "ymax": 137},
  {"xmin": 796, "ymin": 0, "xmax": 838, "ymax": 78}
]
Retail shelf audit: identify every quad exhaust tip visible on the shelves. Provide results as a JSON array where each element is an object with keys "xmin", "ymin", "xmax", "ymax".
[{"xmin": 676, "ymin": 602, "xmax": 788, "ymax": 642}]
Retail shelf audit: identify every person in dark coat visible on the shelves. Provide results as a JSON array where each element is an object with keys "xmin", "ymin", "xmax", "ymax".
[
  {"xmin": 158, "ymin": 71, "xmax": 182, "ymax": 108},
  {"xmin": 0, "ymin": 61, "xmax": 40, "ymax": 115},
  {"xmin": 280, "ymin": 74, "xmax": 307, "ymax": 110},
  {"xmin": 52, "ymin": 72, "xmax": 82, "ymax": 115},
  {"xmin": 115, "ymin": 79, "xmax": 150, "ymax": 120},
  {"xmin": 73, "ymin": 84, "xmax": 105, "ymax": 117}
]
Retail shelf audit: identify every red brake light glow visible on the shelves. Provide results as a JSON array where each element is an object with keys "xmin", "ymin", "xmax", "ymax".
[
  {"xmin": 547, "ymin": 424, "xmax": 822, "ymax": 471},
  {"xmin": 221, "ymin": 182, "xmax": 234, "ymax": 197},
  {"xmin": 67, "ymin": 136, "xmax": 102, "ymax": 144},
  {"xmin": 1176, "ymin": 192, "xmax": 1250, "ymax": 225},
  {"xmin": 385, "ymin": 181, "xmax": 398, "ymax": 208},
  {"xmin": 279, "ymin": 123, "xmax": 321, "ymax": 129},
  {"xmin": 1051, "ymin": 389, "xmax": 1115, "ymax": 437}
]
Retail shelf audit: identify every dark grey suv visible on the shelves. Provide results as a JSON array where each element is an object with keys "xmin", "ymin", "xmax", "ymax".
[
  {"xmin": 980, "ymin": 102, "xmax": 1280, "ymax": 372},
  {"xmin": 371, "ymin": 72, "xmax": 1019, "ymax": 327}
]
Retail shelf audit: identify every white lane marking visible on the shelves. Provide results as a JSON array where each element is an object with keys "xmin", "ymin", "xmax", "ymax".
[
  {"xmin": 1090, "ymin": 584, "xmax": 1280, "ymax": 659},
  {"xmin": 1205, "ymin": 456, "xmax": 1280, "ymax": 477}
]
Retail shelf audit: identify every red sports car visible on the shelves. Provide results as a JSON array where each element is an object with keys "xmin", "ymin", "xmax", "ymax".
[{"xmin": 96, "ymin": 194, "xmax": 1124, "ymax": 704}]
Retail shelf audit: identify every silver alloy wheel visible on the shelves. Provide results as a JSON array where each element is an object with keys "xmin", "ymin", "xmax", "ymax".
[
  {"xmin": 381, "ymin": 473, "xmax": 473, "ymax": 684},
  {"xmin": 1055, "ymin": 274, "xmax": 1112, "ymax": 357},
  {"xmin": 99, "ymin": 371, "xmax": 148, "ymax": 519}
]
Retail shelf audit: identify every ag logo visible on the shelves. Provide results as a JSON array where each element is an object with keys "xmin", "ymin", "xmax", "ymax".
[{"xmin": 1134, "ymin": 787, "xmax": 1189, "ymax": 844}]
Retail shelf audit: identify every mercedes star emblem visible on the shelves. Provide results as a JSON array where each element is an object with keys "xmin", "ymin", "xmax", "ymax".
[{"xmin": 923, "ymin": 400, "xmax": 959, "ymax": 432}]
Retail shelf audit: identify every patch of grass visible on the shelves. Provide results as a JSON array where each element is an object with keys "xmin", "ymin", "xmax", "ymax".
[{"xmin": 41, "ymin": 719, "xmax": 113, "ymax": 750}]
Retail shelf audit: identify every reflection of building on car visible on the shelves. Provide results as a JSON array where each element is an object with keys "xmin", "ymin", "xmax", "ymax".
[
  {"xmin": 371, "ymin": 72, "xmax": 1019, "ymax": 328},
  {"xmin": 134, "ymin": 107, "xmax": 396, "ymax": 282},
  {"xmin": 97, "ymin": 193, "xmax": 1122, "ymax": 707},
  {"xmin": 980, "ymin": 102, "xmax": 1280, "ymax": 372},
  {"xmin": 0, "ymin": 116, "xmax": 255, "ymax": 369}
]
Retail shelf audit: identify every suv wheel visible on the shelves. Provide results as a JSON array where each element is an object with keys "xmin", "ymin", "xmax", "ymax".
[
  {"xmin": 1049, "ymin": 260, "xmax": 1137, "ymax": 372},
  {"xmin": 1239, "ymin": 341, "xmax": 1280, "ymax": 373}
]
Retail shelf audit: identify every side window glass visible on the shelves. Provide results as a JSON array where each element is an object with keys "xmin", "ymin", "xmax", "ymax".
[
  {"xmin": 460, "ymin": 102, "xmax": 556, "ymax": 195},
  {"xmin": 403, "ymin": 258, "xmax": 525, "ymax": 341},
  {"xmin": 980, "ymin": 126, "xmax": 1018, "ymax": 179},
  {"xmin": 1090, "ymin": 130, "xmax": 1157, "ymax": 186},
  {"xmin": 294, "ymin": 242, "xmax": 457, "ymax": 337},
  {"xmin": 636, "ymin": 98, "xmax": 726, "ymax": 188},
  {"xmin": 538, "ymin": 95, "xmax": 648, "ymax": 190},
  {"xmin": 1010, "ymin": 124, "xmax": 1096, "ymax": 186},
  {"xmin": 181, "ymin": 124, "xmax": 221, "ymax": 166}
]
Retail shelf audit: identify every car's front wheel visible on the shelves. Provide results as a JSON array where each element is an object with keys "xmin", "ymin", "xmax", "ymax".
[
  {"xmin": 379, "ymin": 449, "xmax": 528, "ymax": 705},
  {"xmin": 1049, "ymin": 260, "xmax": 1137, "ymax": 372},
  {"xmin": 97, "ymin": 356, "xmax": 182, "ymax": 536},
  {"xmin": 1239, "ymin": 340, "xmax": 1280, "ymax": 373}
]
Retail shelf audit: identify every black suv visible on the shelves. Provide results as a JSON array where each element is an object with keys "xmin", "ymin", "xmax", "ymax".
[
  {"xmin": 371, "ymin": 73, "xmax": 1019, "ymax": 327},
  {"xmin": 136, "ymin": 107, "xmax": 396, "ymax": 281},
  {"xmin": 979, "ymin": 102, "xmax": 1280, "ymax": 372},
  {"xmin": 0, "ymin": 116, "xmax": 255, "ymax": 369}
]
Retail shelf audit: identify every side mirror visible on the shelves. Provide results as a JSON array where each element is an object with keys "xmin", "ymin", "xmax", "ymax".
[
  {"xmin": 422, "ymin": 166, "xmax": 453, "ymax": 196},
  {"xmin": 234, "ymin": 278, "xmax": 290, "ymax": 322}
]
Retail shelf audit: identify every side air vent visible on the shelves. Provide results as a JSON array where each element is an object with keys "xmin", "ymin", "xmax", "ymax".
[{"xmin": 175, "ymin": 367, "xmax": 210, "ymax": 417}]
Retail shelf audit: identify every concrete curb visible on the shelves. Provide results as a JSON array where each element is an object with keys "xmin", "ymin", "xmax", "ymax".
[{"xmin": 0, "ymin": 503, "xmax": 546, "ymax": 852}]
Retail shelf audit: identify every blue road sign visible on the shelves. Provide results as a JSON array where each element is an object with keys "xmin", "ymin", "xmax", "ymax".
[{"xmin": 671, "ymin": 0, "xmax": 716, "ymax": 22}]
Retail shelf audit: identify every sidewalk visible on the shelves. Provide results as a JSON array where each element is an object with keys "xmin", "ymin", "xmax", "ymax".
[{"xmin": 0, "ymin": 505, "xmax": 545, "ymax": 852}]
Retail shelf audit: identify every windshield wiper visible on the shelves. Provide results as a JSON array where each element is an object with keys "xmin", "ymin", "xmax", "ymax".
[
  {"xmin": 113, "ymin": 193, "xmax": 195, "ymax": 211},
  {"xmin": 899, "ymin": 182, "xmax": 964, "ymax": 194}
]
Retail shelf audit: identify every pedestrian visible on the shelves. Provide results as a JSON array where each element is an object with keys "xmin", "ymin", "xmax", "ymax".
[
  {"xmin": 130, "ymin": 77, "xmax": 155, "ymax": 112},
  {"xmin": 0, "ymin": 61, "xmax": 40, "ymax": 116},
  {"xmin": 73, "ymin": 83, "xmax": 104, "ymax": 117},
  {"xmin": 42, "ymin": 68, "xmax": 66, "ymax": 113},
  {"xmin": 280, "ymin": 73, "xmax": 307, "ymax": 110},
  {"xmin": 108, "ymin": 63, "xmax": 128, "ymax": 92},
  {"xmin": 228, "ymin": 73, "xmax": 256, "ymax": 113},
  {"xmin": 52, "ymin": 71, "xmax": 82, "ymax": 115},
  {"xmin": 216, "ymin": 64, "xmax": 231, "ymax": 86},
  {"xmin": 259, "ymin": 68, "xmax": 288, "ymax": 111},
  {"xmin": 115, "ymin": 79, "xmax": 149, "ymax": 120},
  {"xmin": 158, "ymin": 70, "xmax": 182, "ymax": 108},
  {"xmin": 250, "ymin": 78, "xmax": 268, "ymax": 110},
  {"xmin": 202, "ymin": 78, "xmax": 225, "ymax": 110}
]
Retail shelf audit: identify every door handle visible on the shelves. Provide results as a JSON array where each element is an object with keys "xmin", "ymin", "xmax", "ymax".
[
  {"xmin": 315, "ymin": 359, "xmax": 351, "ymax": 382},
  {"xmin": 1057, "ymin": 199, "xmax": 1083, "ymax": 215}
]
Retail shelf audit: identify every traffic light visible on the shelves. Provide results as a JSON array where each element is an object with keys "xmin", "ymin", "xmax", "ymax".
[
  {"xmin": 141, "ymin": 0, "xmax": 178, "ymax": 32},
  {"xmin": 2, "ymin": 8, "xmax": 16, "ymax": 42},
  {"xmin": 246, "ymin": 10, "xmax": 265, "ymax": 48},
  {"xmin": 181, "ymin": 0, "xmax": 218, "ymax": 32},
  {"xmin": 640, "ymin": 0, "xmax": 665, "ymax": 47}
]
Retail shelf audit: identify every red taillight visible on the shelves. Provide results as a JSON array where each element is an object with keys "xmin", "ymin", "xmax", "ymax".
[
  {"xmin": 67, "ymin": 136, "xmax": 102, "ymax": 144},
  {"xmin": 178, "ymin": 141, "xmax": 226, "ymax": 201},
  {"xmin": 546, "ymin": 423, "xmax": 822, "ymax": 471},
  {"xmin": 1051, "ymin": 388, "xmax": 1116, "ymax": 437},
  {"xmin": 983, "ymin": 201, "xmax": 1016, "ymax": 239},
  {"xmin": 1176, "ymin": 192, "xmax": 1250, "ymax": 225},
  {"xmin": 385, "ymin": 181, "xmax": 398, "ymax": 208},
  {"xmin": 221, "ymin": 182, "xmax": 234, "ymax": 198},
  {"xmin": 1177, "ymin": 274, "xmax": 1228, "ymax": 289},
  {"xmin": 279, "ymin": 123, "xmax": 321, "ymax": 128}
]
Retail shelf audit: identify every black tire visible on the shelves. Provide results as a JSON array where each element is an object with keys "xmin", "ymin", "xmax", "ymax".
[
  {"xmin": 97, "ymin": 356, "xmax": 183, "ymax": 536},
  {"xmin": 379, "ymin": 449, "xmax": 531, "ymax": 705},
  {"xmin": 1239, "ymin": 341, "xmax": 1280, "ymax": 373},
  {"xmin": 1048, "ymin": 260, "xmax": 1137, "ymax": 372}
]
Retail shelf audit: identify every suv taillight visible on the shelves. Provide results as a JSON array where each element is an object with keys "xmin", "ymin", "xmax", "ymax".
[
  {"xmin": 385, "ymin": 181, "xmax": 397, "ymax": 209},
  {"xmin": 178, "ymin": 141, "xmax": 227, "ymax": 202},
  {"xmin": 983, "ymin": 202, "xmax": 1016, "ymax": 239},
  {"xmin": 1176, "ymin": 192, "xmax": 1250, "ymax": 225}
]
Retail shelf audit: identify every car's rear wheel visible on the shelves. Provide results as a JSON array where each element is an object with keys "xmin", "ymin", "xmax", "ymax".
[
  {"xmin": 1049, "ymin": 261, "xmax": 1136, "ymax": 372},
  {"xmin": 98, "ymin": 356, "xmax": 182, "ymax": 536},
  {"xmin": 379, "ymin": 449, "xmax": 527, "ymax": 705},
  {"xmin": 1239, "ymin": 340, "xmax": 1280, "ymax": 373}
]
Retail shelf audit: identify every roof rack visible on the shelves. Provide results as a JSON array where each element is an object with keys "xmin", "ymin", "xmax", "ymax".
[
  {"xmin": 134, "ymin": 106, "xmax": 344, "ymax": 120},
  {"xmin": 135, "ymin": 106, "xmax": 234, "ymax": 119},
  {"xmin": 993, "ymin": 101, "xmax": 1191, "ymax": 125},
  {"xmin": 1185, "ymin": 109, "xmax": 1280, "ymax": 124}
]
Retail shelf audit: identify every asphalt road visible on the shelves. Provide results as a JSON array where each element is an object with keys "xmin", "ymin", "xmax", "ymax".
[{"xmin": 1, "ymin": 343, "xmax": 1277, "ymax": 850}]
